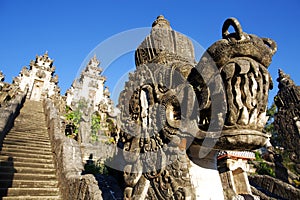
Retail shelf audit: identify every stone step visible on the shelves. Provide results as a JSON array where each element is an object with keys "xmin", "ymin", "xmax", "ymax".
[
  {"xmin": 0, "ymin": 151, "xmax": 53, "ymax": 160},
  {"xmin": 5, "ymin": 133, "xmax": 50, "ymax": 144},
  {"xmin": 0, "ymin": 187, "xmax": 60, "ymax": 197},
  {"xmin": 0, "ymin": 166, "xmax": 56, "ymax": 174},
  {"xmin": 1, "ymin": 143, "xmax": 52, "ymax": 153},
  {"xmin": 11, "ymin": 125, "xmax": 47, "ymax": 131},
  {"xmin": 1, "ymin": 146, "xmax": 53, "ymax": 155},
  {"xmin": 0, "ymin": 160, "xmax": 55, "ymax": 168},
  {"xmin": 11, "ymin": 125, "xmax": 47, "ymax": 130},
  {"xmin": 0, "ymin": 155, "xmax": 54, "ymax": 164},
  {"xmin": 7, "ymin": 131, "xmax": 49, "ymax": 139},
  {"xmin": 3, "ymin": 140, "xmax": 52, "ymax": 149},
  {"xmin": 0, "ymin": 179, "xmax": 58, "ymax": 188},
  {"xmin": 3, "ymin": 137, "xmax": 51, "ymax": 146},
  {"xmin": 0, "ymin": 172, "xmax": 57, "ymax": 181},
  {"xmin": 4, "ymin": 133, "xmax": 50, "ymax": 144},
  {"xmin": 2, "ymin": 195, "xmax": 62, "ymax": 200}
]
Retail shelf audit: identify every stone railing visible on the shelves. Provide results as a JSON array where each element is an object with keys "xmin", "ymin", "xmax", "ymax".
[
  {"xmin": 249, "ymin": 174, "xmax": 300, "ymax": 199},
  {"xmin": 43, "ymin": 98, "xmax": 102, "ymax": 200},
  {"xmin": 0, "ymin": 91, "xmax": 27, "ymax": 147}
]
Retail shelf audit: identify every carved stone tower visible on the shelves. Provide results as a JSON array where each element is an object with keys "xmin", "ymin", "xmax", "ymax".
[
  {"xmin": 274, "ymin": 69, "xmax": 300, "ymax": 170},
  {"xmin": 65, "ymin": 55, "xmax": 113, "ymax": 113},
  {"xmin": 13, "ymin": 52, "xmax": 60, "ymax": 101}
]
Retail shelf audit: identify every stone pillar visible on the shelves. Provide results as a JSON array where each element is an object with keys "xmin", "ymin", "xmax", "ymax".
[
  {"xmin": 217, "ymin": 151, "xmax": 256, "ymax": 198},
  {"xmin": 189, "ymin": 146, "xmax": 225, "ymax": 200}
]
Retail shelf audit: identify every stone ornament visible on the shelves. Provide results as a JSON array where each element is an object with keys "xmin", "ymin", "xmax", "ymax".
[
  {"xmin": 274, "ymin": 70, "xmax": 300, "ymax": 170},
  {"xmin": 198, "ymin": 17, "xmax": 277, "ymax": 149}
]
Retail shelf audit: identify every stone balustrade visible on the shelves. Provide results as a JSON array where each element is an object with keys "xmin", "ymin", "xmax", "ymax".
[
  {"xmin": 0, "ymin": 91, "xmax": 27, "ymax": 146},
  {"xmin": 44, "ymin": 98, "xmax": 102, "ymax": 200}
]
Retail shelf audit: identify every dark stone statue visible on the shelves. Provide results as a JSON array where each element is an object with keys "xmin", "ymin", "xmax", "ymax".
[{"xmin": 274, "ymin": 69, "xmax": 300, "ymax": 172}]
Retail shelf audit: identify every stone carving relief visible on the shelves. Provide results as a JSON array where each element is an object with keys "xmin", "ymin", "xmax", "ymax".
[{"xmin": 36, "ymin": 70, "xmax": 46, "ymax": 79}]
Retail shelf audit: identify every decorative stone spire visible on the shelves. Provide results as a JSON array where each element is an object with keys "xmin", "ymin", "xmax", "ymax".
[
  {"xmin": 277, "ymin": 69, "xmax": 296, "ymax": 89},
  {"xmin": 13, "ymin": 52, "xmax": 60, "ymax": 101},
  {"xmin": 65, "ymin": 55, "xmax": 113, "ymax": 113},
  {"xmin": 274, "ymin": 69, "xmax": 300, "ymax": 168},
  {"xmin": 0, "ymin": 71, "xmax": 4, "ymax": 82},
  {"xmin": 151, "ymin": 15, "xmax": 171, "ymax": 29},
  {"xmin": 33, "ymin": 51, "xmax": 54, "ymax": 70},
  {"xmin": 135, "ymin": 15, "xmax": 195, "ymax": 66}
]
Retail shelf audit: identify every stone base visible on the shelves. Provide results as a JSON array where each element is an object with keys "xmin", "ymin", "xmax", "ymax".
[
  {"xmin": 189, "ymin": 150, "xmax": 224, "ymax": 200},
  {"xmin": 216, "ymin": 129, "xmax": 270, "ymax": 150}
]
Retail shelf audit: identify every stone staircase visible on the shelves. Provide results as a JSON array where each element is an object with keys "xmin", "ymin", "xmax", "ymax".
[{"xmin": 0, "ymin": 100, "xmax": 61, "ymax": 199}]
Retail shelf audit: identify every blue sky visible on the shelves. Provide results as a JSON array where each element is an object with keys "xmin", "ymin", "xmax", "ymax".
[{"xmin": 1, "ymin": 1, "xmax": 299, "ymax": 105}]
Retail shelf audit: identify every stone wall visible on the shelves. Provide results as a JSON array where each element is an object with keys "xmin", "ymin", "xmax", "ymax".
[
  {"xmin": 0, "ymin": 91, "xmax": 27, "ymax": 147},
  {"xmin": 249, "ymin": 174, "xmax": 300, "ymax": 199},
  {"xmin": 44, "ymin": 98, "xmax": 102, "ymax": 200},
  {"xmin": 80, "ymin": 137, "xmax": 117, "ymax": 163}
]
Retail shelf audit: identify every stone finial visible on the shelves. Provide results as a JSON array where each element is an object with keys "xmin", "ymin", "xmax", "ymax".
[
  {"xmin": 151, "ymin": 15, "xmax": 171, "ymax": 29},
  {"xmin": 207, "ymin": 17, "xmax": 277, "ymax": 68},
  {"xmin": 135, "ymin": 15, "xmax": 195, "ymax": 66},
  {"xmin": 0, "ymin": 71, "xmax": 4, "ymax": 82},
  {"xmin": 194, "ymin": 17, "xmax": 277, "ymax": 149},
  {"xmin": 33, "ymin": 51, "xmax": 54, "ymax": 68},
  {"xmin": 274, "ymin": 69, "xmax": 300, "ymax": 167},
  {"xmin": 277, "ymin": 69, "xmax": 295, "ymax": 89}
]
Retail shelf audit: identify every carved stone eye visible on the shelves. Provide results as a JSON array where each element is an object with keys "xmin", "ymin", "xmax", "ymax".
[{"xmin": 165, "ymin": 101, "xmax": 181, "ymax": 129}]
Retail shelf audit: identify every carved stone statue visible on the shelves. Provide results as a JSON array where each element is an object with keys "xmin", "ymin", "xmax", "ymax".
[
  {"xmin": 118, "ymin": 15, "xmax": 197, "ymax": 200},
  {"xmin": 117, "ymin": 16, "xmax": 277, "ymax": 200},
  {"xmin": 78, "ymin": 99, "xmax": 92, "ymax": 144},
  {"xmin": 274, "ymin": 69, "xmax": 300, "ymax": 172}
]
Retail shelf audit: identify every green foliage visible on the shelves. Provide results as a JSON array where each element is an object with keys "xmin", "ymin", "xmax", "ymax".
[
  {"xmin": 265, "ymin": 102, "xmax": 277, "ymax": 133},
  {"xmin": 254, "ymin": 151, "xmax": 275, "ymax": 177},
  {"xmin": 255, "ymin": 151, "xmax": 263, "ymax": 161},
  {"xmin": 106, "ymin": 119, "xmax": 116, "ymax": 134},
  {"xmin": 105, "ymin": 137, "xmax": 115, "ymax": 145},
  {"xmin": 282, "ymin": 150, "xmax": 299, "ymax": 176},
  {"xmin": 257, "ymin": 162, "xmax": 275, "ymax": 177},
  {"xmin": 266, "ymin": 102, "xmax": 277, "ymax": 117},
  {"xmin": 64, "ymin": 100, "xmax": 87, "ymax": 138},
  {"xmin": 65, "ymin": 109, "xmax": 82, "ymax": 138},
  {"xmin": 91, "ymin": 113, "xmax": 101, "ymax": 142},
  {"xmin": 84, "ymin": 161, "xmax": 108, "ymax": 175}
]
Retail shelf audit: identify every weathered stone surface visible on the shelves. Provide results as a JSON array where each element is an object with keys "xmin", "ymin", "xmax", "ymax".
[
  {"xmin": 44, "ymin": 98, "xmax": 102, "ymax": 200},
  {"xmin": 0, "ymin": 91, "xmax": 27, "ymax": 144}
]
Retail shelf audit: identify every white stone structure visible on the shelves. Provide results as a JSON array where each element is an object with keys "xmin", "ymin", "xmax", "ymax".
[
  {"xmin": 218, "ymin": 151, "xmax": 257, "ymax": 198},
  {"xmin": 13, "ymin": 52, "xmax": 60, "ymax": 101},
  {"xmin": 65, "ymin": 55, "xmax": 113, "ymax": 113}
]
